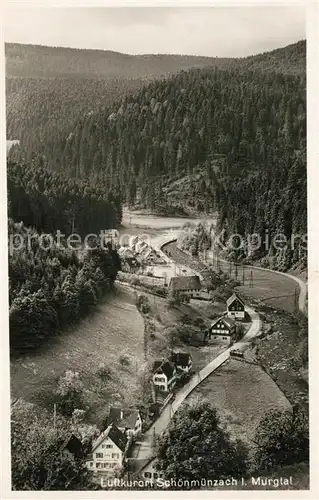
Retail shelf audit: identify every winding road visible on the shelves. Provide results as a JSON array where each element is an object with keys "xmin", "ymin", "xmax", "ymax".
[
  {"xmin": 130, "ymin": 223, "xmax": 307, "ymax": 468},
  {"xmin": 133, "ymin": 233, "xmax": 263, "ymax": 467}
]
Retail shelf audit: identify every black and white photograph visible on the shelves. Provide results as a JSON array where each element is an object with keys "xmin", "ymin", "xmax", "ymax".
[{"xmin": 0, "ymin": 0, "xmax": 317, "ymax": 495}]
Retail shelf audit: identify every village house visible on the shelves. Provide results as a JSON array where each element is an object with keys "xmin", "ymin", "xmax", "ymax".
[
  {"xmin": 86, "ymin": 424, "xmax": 129, "ymax": 477},
  {"xmin": 168, "ymin": 275, "xmax": 201, "ymax": 297},
  {"xmin": 105, "ymin": 407, "xmax": 142, "ymax": 439},
  {"xmin": 118, "ymin": 247, "xmax": 139, "ymax": 272},
  {"xmin": 152, "ymin": 359, "xmax": 176, "ymax": 393},
  {"xmin": 208, "ymin": 316, "xmax": 236, "ymax": 345},
  {"xmin": 139, "ymin": 457, "xmax": 164, "ymax": 485},
  {"xmin": 58, "ymin": 433, "xmax": 84, "ymax": 460},
  {"xmin": 226, "ymin": 293, "xmax": 245, "ymax": 319},
  {"xmin": 169, "ymin": 351, "xmax": 192, "ymax": 377}
]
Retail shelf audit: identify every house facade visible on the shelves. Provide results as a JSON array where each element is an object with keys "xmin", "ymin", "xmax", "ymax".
[
  {"xmin": 86, "ymin": 424, "xmax": 129, "ymax": 477},
  {"xmin": 226, "ymin": 293, "xmax": 245, "ymax": 319},
  {"xmin": 139, "ymin": 457, "xmax": 164, "ymax": 485},
  {"xmin": 152, "ymin": 359, "xmax": 176, "ymax": 392},
  {"xmin": 209, "ymin": 316, "xmax": 236, "ymax": 345},
  {"xmin": 169, "ymin": 275, "xmax": 201, "ymax": 297}
]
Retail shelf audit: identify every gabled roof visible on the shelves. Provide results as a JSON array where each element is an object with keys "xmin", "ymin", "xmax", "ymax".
[
  {"xmin": 118, "ymin": 410, "xmax": 140, "ymax": 430},
  {"xmin": 170, "ymin": 351, "xmax": 192, "ymax": 367},
  {"xmin": 226, "ymin": 292, "xmax": 245, "ymax": 307},
  {"xmin": 108, "ymin": 425, "xmax": 128, "ymax": 452},
  {"xmin": 153, "ymin": 359, "xmax": 176, "ymax": 379},
  {"xmin": 108, "ymin": 407, "xmax": 123, "ymax": 425},
  {"xmin": 58, "ymin": 433, "xmax": 83, "ymax": 458},
  {"xmin": 118, "ymin": 247, "xmax": 134, "ymax": 259},
  {"xmin": 211, "ymin": 316, "xmax": 236, "ymax": 330},
  {"xmin": 92, "ymin": 424, "xmax": 127, "ymax": 453},
  {"xmin": 169, "ymin": 275, "xmax": 201, "ymax": 292}
]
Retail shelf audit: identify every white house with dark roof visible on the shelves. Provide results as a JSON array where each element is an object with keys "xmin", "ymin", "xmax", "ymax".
[
  {"xmin": 209, "ymin": 316, "xmax": 236, "ymax": 345},
  {"xmin": 226, "ymin": 293, "xmax": 245, "ymax": 319},
  {"xmin": 152, "ymin": 359, "xmax": 176, "ymax": 392},
  {"xmin": 168, "ymin": 275, "xmax": 201, "ymax": 297},
  {"xmin": 86, "ymin": 424, "xmax": 129, "ymax": 477}
]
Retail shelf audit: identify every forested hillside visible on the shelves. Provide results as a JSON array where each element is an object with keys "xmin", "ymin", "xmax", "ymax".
[
  {"xmin": 6, "ymin": 42, "xmax": 227, "ymax": 170},
  {"xmin": 7, "ymin": 160, "xmax": 122, "ymax": 234},
  {"xmin": 9, "ymin": 218, "xmax": 121, "ymax": 354},
  {"xmin": 5, "ymin": 43, "xmax": 226, "ymax": 79},
  {"xmin": 7, "ymin": 41, "xmax": 306, "ymax": 270}
]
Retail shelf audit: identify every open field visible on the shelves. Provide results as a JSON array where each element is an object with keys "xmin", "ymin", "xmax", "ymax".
[
  {"xmin": 10, "ymin": 286, "xmax": 145, "ymax": 425},
  {"xmin": 187, "ymin": 358, "xmax": 291, "ymax": 447},
  {"xmin": 10, "ymin": 279, "xmax": 225, "ymax": 426},
  {"xmin": 122, "ymin": 209, "xmax": 215, "ymax": 231}
]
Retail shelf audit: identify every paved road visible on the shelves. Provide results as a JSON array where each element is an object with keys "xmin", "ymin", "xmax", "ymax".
[
  {"xmin": 133, "ymin": 230, "xmax": 305, "ymax": 467},
  {"xmin": 133, "ymin": 286, "xmax": 261, "ymax": 464},
  {"xmin": 156, "ymin": 233, "xmax": 307, "ymax": 315}
]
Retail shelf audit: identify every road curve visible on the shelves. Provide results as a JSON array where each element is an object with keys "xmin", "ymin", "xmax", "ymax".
[
  {"xmin": 152, "ymin": 231, "xmax": 307, "ymax": 315},
  {"xmin": 134, "ymin": 239, "xmax": 261, "ymax": 465}
]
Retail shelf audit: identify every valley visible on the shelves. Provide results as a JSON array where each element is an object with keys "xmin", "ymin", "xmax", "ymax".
[{"xmin": 6, "ymin": 31, "xmax": 309, "ymax": 492}]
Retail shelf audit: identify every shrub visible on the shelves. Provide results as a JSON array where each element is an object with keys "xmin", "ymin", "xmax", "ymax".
[
  {"xmin": 253, "ymin": 406, "xmax": 309, "ymax": 471},
  {"xmin": 119, "ymin": 354, "xmax": 131, "ymax": 366}
]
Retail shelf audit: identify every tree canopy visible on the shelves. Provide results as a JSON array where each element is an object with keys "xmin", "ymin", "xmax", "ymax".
[{"xmin": 156, "ymin": 402, "xmax": 249, "ymax": 486}]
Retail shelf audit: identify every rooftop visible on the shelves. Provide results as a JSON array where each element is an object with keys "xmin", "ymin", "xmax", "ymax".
[
  {"xmin": 170, "ymin": 351, "xmax": 192, "ymax": 367},
  {"xmin": 92, "ymin": 424, "xmax": 127, "ymax": 453},
  {"xmin": 153, "ymin": 359, "xmax": 176, "ymax": 379},
  {"xmin": 211, "ymin": 316, "xmax": 236, "ymax": 329},
  {"xmin": 226, "ymin": 292, "xmax": 245, "ymax": 307}
]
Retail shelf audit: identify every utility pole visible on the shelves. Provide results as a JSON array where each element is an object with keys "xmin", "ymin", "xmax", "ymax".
[
  {"xmin": 242, "ymin": 266, "xmax": 245, "ymax": 285},
  {"xmin": 249, "ymin": 270, "xmax": 254, "ymax": 288},
  {"xmin": 235, "ymin": 262, "xmax": 238, "ymax": 280},
  {"xmin": 229, "ymin": 261, "xmax": 232, "ymax": 277},
  {"xmin": 294, "ymin": 287, "xmax": 299, "ymax": 313},
  {"xmin": 53, "ymin": 403, "xmax": 57, "ymax": 431}
]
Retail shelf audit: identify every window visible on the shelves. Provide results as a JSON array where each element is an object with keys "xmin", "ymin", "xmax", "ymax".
[
  {"xmin": 105, "ymin": 444, "xmax": 112, "ymax": 448},
  {"xmin": 96, "ymin": 453, "xmax": 103, "ymax": 458},
  {"xmin": 96, "ymin": 463, "xmax": 102, "ymax": 468},
  {"xmin": 153, "ymin": 473, "xmax": 158, "ymax": 479},
  {"xmin": 112, "ymin": 453, "xmax": 119, "ymax": 459},
  {"xmin": 144, "ymin": 472, "xmax": 151, "ymax": 478},
  {"xmin": 90, "ymin": 462, "xmax": 93, "ymax": 467}
]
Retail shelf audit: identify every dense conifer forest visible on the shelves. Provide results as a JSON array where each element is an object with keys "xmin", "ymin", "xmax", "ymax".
[
  {"xmin": 7, "ymin": 41, "xmax": 306, "ymax": 271},
  {"xmin": 9, "ymin": 218, "xmax": 121, "ymax": 354}
]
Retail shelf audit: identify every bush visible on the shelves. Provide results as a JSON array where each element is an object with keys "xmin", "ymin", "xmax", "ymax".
[
  {"xmin": 253, "ymin": 406, "xmax": 309, "ymax": 471},
  {"xmin": 119, "ymin": 354, "xmax": 131, "ymax": 366},
  {"xmin": 96, "ymin": 363, "xmax": 112, "ymax": 379},
  {"xmin": 136, "ymin": 294, "xmax": 150, "ymax": 314},
  {"xmin": 156, "ymin": 402, "xmax": 249, "ymax": 485},
  {"xmin": 54, "ymin": 370, "xmax": 85, "ymax": 417}
]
